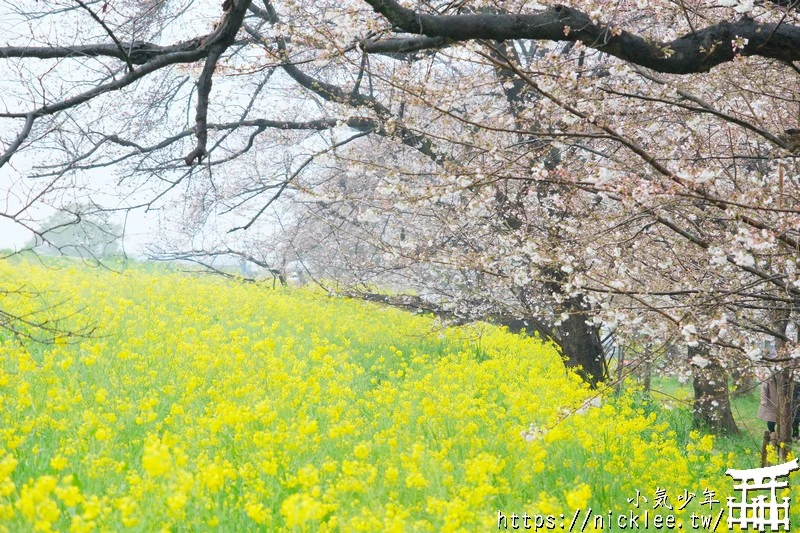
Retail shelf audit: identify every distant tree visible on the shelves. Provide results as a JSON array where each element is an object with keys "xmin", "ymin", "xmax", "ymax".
[{"xmin": 28, "ymin": 204, "xmax": 122, "ymax": 259}]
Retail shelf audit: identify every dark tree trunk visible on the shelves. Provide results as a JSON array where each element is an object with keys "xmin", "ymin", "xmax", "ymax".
[
  {"xmin": 688, "ymin": 344, "xmax": 739, "ymax": 435},
  {"xmin": 615, "ymin": 345, "xmax": 625, "ymax": 394},
  {"xmin": 500, "ymin": 317, "xmax": 551, "ymax": 340},
  {"xmin": 556, "ymin": 300, "xmax": 606, "ymax": 388},
  {"xmin": 511, "ymin": 271, "xmax": 607, "ymax": 388},
  {"xmin": 642, "ymin": 357, "xmax": 652, "ymax": 392},
  {"xmin": 500, "ymin": 305, "xmax": 606, "ymax": 388},
  {"xmin": 776, "ymin": 369, "xmax": 794, "ymax": 460},
  {"xmin": 772, "ymin": 309, "xmax": 794, "ymax": 459}
]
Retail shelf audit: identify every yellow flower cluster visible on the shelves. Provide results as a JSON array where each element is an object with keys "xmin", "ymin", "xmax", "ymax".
[{"xmin": 0, "ymin": 259, "xmax": 772, "ymax": 530}]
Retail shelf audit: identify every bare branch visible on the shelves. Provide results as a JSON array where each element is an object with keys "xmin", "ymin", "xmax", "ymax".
[
  {"xmin": 228, "ymin": 129, "xmax": 373, "ymax": 232},
  {"xmin": 73, "ymin": 0, "xmax": 134, "ymax": 72}
]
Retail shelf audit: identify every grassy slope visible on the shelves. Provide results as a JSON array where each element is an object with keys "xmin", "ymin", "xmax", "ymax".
[
  {"xmin": 646, "ymin": 375, "xmax": 767, "ymax": 467},
  {"xmin": 0, "ymin": 259, "xmax": 785, "ymax": 531}
]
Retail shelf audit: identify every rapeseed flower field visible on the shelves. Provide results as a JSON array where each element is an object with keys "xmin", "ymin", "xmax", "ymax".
[{"xmin": 0, "ymin": 260, "xmax": 781, "ymax": 531}]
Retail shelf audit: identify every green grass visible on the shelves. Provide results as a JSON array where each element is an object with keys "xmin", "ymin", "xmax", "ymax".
[{"xmin": 645, "ymin": 375, "xmax": 763, "ymax": 462}]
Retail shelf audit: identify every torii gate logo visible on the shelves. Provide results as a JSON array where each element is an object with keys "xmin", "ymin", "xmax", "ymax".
[{"xmin": 726, "ymin": 459, "xmax": 799, "ymax": 531}]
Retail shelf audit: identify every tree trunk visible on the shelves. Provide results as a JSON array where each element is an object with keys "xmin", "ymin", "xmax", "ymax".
[
  {"xmin": 512, "ymin": 276, "xmax": 607, "ymax": 388},
  {"xmin": 772, "ymin": 309, "xmax": 794, "ymax": 459},
  {"xmin": 776, "ymin": 369, "xmax": 794, "ymax": 460},
  {"xmin": 501, "ymin": 308, "xmax": 606, "ymax": 388},
  {"xmin": 615, "ymin": 345, "xmax": 625, "ymax": 395},
  {"xmin": 642, "ymin": 353, "xmax": 652, "ymax": 392},
  {"xmin": 688, "ymin": 344, "xmax": 739, "ymax": 435},
  {"xmin": 556, "ymin": 303, "xmax": 606, "ymax": 388}
]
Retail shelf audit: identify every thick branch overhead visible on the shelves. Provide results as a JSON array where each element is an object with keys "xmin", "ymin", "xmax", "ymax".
[{"xmin": 363, "ymin": 0, "xmax": 800, "ymax": 73}]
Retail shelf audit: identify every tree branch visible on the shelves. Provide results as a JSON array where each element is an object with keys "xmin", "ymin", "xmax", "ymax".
[
  {"xmin": 184, "ymin": 0, "xmax": 253, "ymax": 165},
  {"xmin": 227, "ymin": 129, "xmax": 373, "ymax": 232},
  {"xmin": 74, "ymin": 0, "xmax": 134, "ymax": 72},
  {"xmin": 242, "ymin": 12, "xmax": 445, "ymax": 162},
  {"xmin": 0, "ymin": 40, "xmax": 204, "ymax": 65},
  {"xmin": 362, "ymin": 1, "xmax": 800, "ymax": 73},
  {"xmin": 184, "ymin": 47, "xmax": 222, "ymax": 165},
  {"xmin": 360, "ymin": 35, "xmax": 449, "ymax": 57}
]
